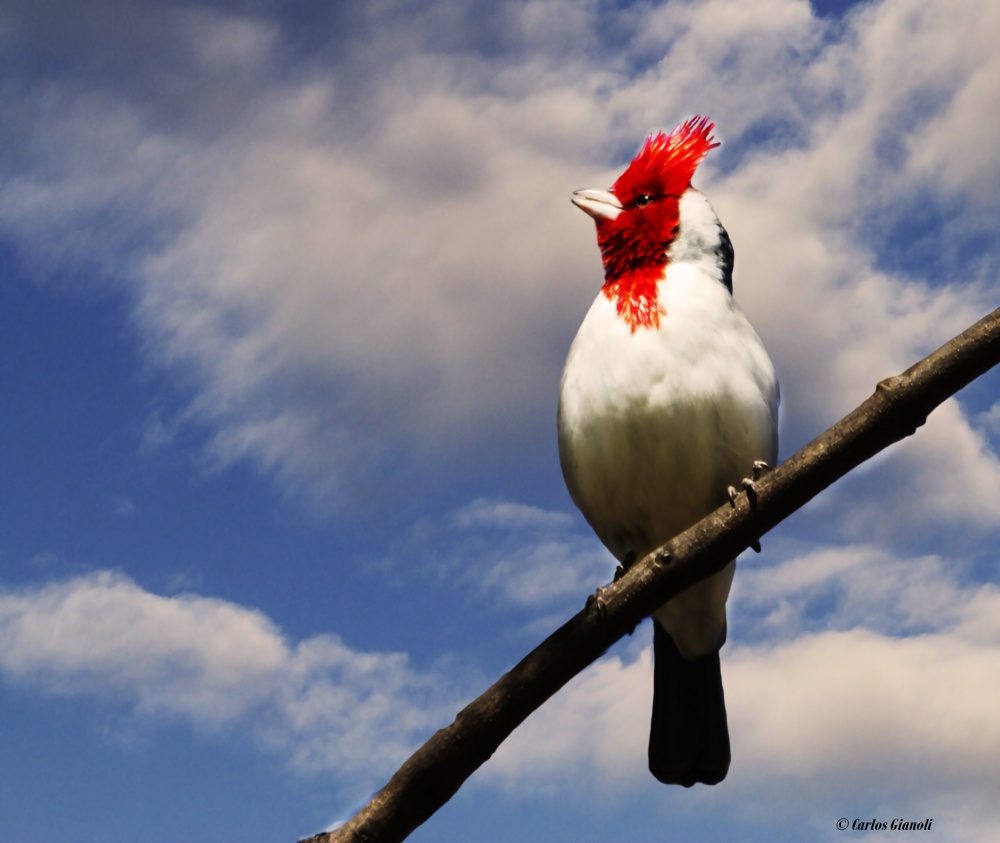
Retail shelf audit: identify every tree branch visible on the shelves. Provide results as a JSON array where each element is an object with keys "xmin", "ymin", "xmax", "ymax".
[{"xmin": 301, "ymin": 306, "xmax": 1000, "ymax": 843}]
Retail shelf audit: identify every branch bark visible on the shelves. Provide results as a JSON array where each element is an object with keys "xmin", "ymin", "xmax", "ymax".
[{"xmin": 301, "ymin": 306, "xmax": 1000, "ymax": 843}]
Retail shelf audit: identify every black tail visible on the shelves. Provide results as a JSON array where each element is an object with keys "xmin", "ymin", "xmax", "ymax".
[{"xmin": 648, "ymin": 621, "xmax": 730, "ymax": 786}]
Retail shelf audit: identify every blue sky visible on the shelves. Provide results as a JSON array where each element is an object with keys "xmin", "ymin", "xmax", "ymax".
[{"xmin": 2, "ymin": 0, "xmax": 999, "ymax": 841}]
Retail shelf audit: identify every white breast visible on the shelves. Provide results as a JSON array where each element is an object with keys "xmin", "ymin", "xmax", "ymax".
[{"xmin": 557, "ymin": 262, "xmax": 778, "ymax": 657}]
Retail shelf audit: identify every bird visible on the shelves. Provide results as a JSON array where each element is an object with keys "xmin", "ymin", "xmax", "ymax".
[{"xmin": 557, "ymin": 117, "xmax": 778, "ymax": 787}]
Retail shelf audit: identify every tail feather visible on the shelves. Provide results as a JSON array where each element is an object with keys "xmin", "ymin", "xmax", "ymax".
[{"xmin": 648, "ymin": 621, "xmax": 730, "ymax": 786}]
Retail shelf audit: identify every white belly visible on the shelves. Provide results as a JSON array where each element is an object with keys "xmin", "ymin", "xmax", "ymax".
[{"xmin": 558, "ymin": 265, "xmax": 778, "ymax": 657}]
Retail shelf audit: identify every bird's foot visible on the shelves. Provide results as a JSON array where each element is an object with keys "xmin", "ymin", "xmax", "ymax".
[
  {"xmin": 613, "ymin": 549, "xmax": 638, "ymax": 581},
  {"xmin": 586, "ymin": 586, "xmax": 610, "ymax": 618},
  {"xmin": 589, "ymin": 550, "xmax": 639, "ymax": 620},
  {"xmin": 730, "ymin": 461, "xmax": 770, "ymax": 508},
  {"xmin": 616, "ymin": 550, "xmax": 640, "ymax": 632},
  {"xmin": 728, "ymin": 480, "xmax": 757, "ymax": 505},
  {"xmin": 729, "ymin": 462, "xmax": 769, "ymax": 552}
]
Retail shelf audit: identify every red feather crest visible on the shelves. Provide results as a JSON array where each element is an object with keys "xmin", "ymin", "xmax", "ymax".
[{"xmin": 612, "ymin": 116, "xmax": 718, "ymax": 203}]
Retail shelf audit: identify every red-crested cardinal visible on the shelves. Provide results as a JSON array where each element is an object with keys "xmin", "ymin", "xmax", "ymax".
[{"xmin": 558, "ymin": 117, "xmax": 778, "ymax": 786}]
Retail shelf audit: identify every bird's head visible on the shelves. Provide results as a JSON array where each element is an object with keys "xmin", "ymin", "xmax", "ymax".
[{"xmin": 572, "ymin": 117, "xmax": 720, "ymax": 331}]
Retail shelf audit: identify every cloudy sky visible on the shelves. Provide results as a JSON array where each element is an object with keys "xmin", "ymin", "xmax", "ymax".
[{"xmin": 2, "ymin": 0, "xmax": 999, "ymax": 840}]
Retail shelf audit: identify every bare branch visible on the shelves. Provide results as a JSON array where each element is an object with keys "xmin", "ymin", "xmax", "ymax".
[{"xmin": 302, "ymin": 306, "xmax": 1000, "ymax": 843}]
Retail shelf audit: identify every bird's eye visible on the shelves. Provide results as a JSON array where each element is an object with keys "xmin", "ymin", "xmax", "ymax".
[{"xmin": 633, "ymin": 193, "xmax": 655, "ymax": 208}]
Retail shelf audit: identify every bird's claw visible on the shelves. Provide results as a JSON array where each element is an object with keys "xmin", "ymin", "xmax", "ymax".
[
  {"xmin": 614, "ymin": 549, "xmax": 638, "ymax": 581},
  {"xmin": 729, "ymin": 477, "xmax": 758, "ymax": 504},
  {"xmin": 731, "ymin": 461, "xmax": 770, "ymax": 507},
  {"xmin": 591, "ymin": 549, "xmax": 639, "ymax": 618},
  {"xmin": 586, "ymin": 587, "xmax": 609, "ymax": 618}
]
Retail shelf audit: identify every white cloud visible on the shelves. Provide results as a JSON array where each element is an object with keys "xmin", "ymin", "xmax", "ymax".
[
  {"xmin": 2, "ymin": 0, "xmax": 998, "ymax": 528},
  {"xmin": 486, "ymin": 639, "xmax": 652, "ymax": 790},
  {"xmin": 617, "ymin": 0, "xmax": 823, "ymax": 136},
  {"xmin": 3, "ymin": 3, "xmax": 1000, "ymax": 840},
  {"xmin": 975, "ymin": 401, "xmax": 1000, "ymax": 437},
  {"xmin": 846, "ymin": 401, "xmax": 1000, "ymax": 534},
  {"xmin": 485, "ymin": 542, "xmax": 1000, "ymax": 840},
  {"xmin": 726, "ymin": 627, "xmax": 1000, "ymax": 843},
  {"xmin": 373, "ymin": 498, "xmax": 611, "ymax": 611},
  {"xmin": 6, "ymin": 553, "xmax": 994, "ymax": 837},
  {"xmin": 0, "ymin": 572, "xmax": 456, "ymax": 789},
  {"xmin": 449, "ymin": 498, "xmax": 575, "ymax": 531},
  {"xmin": 733, "ymin": 541, "xmax": 1000, "ymax": 643},
  {"xmin": 0, "ymin": 572, "xmax": 286, "ymax": 723}
]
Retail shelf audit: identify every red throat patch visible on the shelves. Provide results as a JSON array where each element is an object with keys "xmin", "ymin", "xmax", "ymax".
[
  {"xmin": 593, "ymin": 117, "xmax": 718, "ymax": 332},
  {"xmin": 602, "ymin": 265, "xmax": 665, "ymax": 331}
]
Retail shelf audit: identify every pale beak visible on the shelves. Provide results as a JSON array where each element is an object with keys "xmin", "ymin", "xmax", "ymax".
[{"xmin": 571, "ymin": 188, "xmax": 623, "ymax": 222}]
